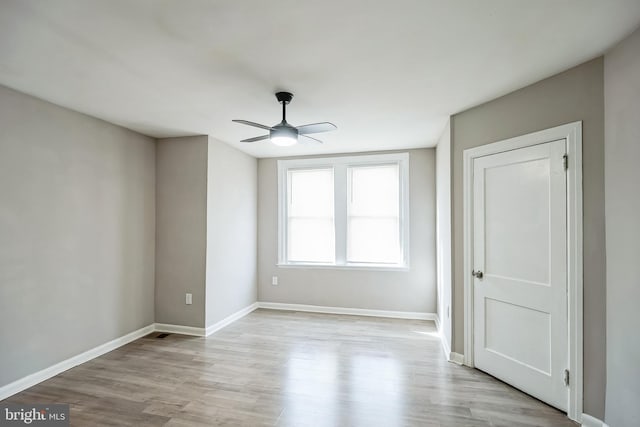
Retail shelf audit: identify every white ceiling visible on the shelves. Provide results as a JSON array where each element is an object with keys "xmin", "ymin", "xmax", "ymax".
[{"xmin": 1, "ymin": 1, "xmax": 639, "ymax": 158}]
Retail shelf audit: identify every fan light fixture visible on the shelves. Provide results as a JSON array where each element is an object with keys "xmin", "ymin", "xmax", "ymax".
[
  {"xmin": 270, "ymin": 135, "xmax": 298, "ymax": 146},
  {"xmin": 270, "ymin": 125, "xmax": 299, "ymax": 146},
  {"xmin": 233, "ymin": 92, "xmax": 337, "ymax": 146}
]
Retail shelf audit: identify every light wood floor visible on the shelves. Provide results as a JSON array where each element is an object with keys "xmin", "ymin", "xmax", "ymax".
[{"xmin": 4, "ymin": 309, "xmax": 577, "ymax": 426}]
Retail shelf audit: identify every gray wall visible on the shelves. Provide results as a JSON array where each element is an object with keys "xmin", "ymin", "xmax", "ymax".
[
  {"xmin": 435, "ymin": 121, "xmax": 453, "ymax": 351},
  {"xmin": 450, "ymin": 58, "xmax": 606, "ymax": 418},
  {"xmin": 0, "ymin": 85, "xmax": 155, "ymax": 387},
  {"xmin": 155, "ymin": 136, "xmax": 208, "ymax": 328},
  {"xmin": 205, "ymin": 137, "xmax": 257, "ymax": 327},
  {"xmin": 257, "ymin": 148, "xmax": 436, "ymax": 313},
  {"xmin": 604, "ymin": 27, "xmax": 640, "ymax": 427}
]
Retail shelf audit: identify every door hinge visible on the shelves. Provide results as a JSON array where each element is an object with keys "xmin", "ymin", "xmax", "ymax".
[
  {"xmin": 563, "ymin": 154, "xmax": 569, "ymax": 171},
  {"xmin": 563, "ymin": 369, "xmax": 570, "ymax": 386}
]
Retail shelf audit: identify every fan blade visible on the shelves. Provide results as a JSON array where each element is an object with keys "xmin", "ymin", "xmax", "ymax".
[
  {"xmin": 232, "ymin": 120, "xmax": 273, "ymax": 131},
  {"xmin": 299, "ymin": 134, "xmax": 323, "ymax": 144},
  {"xmin": 241, "ymin": 135, "xmax": 270, "ymax": 143},
  {"xmin": 297, "ymin": 122, "xmax": 337, "ymax": 135}
]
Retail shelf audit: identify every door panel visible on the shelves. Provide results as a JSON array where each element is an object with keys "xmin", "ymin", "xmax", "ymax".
[
  {"xmin": 473, "ymin": 139, "xmax": 568, "ymax": 411},
  {"xmin": 484, "ymin": 158, "xmax": 550, "ymax": 285},
  {"xmin": 485, "ymin": 298, "xmax": 551, "ymax": 374}
]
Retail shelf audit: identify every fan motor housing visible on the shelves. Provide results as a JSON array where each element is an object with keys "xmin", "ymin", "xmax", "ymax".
[
  {"xmin": 270, "ymin": 123, "xmax": 298, "ymax": 139},
  {"xmin": 275, "ymin": 91, "xmax": 294, "ymax": 104}
]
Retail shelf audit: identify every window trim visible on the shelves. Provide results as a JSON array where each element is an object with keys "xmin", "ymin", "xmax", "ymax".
[{"xmin": 277, "ymin": 152, "xmax": 410, "ymax": 270}]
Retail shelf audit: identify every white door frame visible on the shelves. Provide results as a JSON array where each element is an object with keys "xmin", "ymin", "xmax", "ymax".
[{"xmin": 462, "ymin": 121, "xmax": 583, "ymax": 422}]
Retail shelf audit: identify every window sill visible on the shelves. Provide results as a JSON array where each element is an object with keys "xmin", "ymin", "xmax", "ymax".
[{"xmin": 276, "ymin": 263, "xmax": 410, "ymax": 272}]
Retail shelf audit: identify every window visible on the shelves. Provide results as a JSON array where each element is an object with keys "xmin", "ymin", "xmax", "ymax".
[{"xmin": 278, "ymin": 153, "xmax": 409, "ymax": 269}]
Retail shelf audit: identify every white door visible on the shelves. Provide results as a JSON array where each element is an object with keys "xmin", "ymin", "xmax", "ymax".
[{"xmin": 472, "ymin": 139, "xmax": 568, "ymax": 411}]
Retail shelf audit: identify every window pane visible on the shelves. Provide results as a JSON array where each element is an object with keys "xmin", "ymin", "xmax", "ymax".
[
  {"xmin": 350, "ymin": 164, "xmax": 399, "ymax": 216},
  {"xmin": 348, "ymin": 164, "xmax": 401, "ymax": 264},
  {"xmin": 289, "ymin": 168, "xmax": 333, "ymax": 216},
  {"xmin": 288, "ymin": 218, "xmax": 335, "ymax": 263},
  {"xmin": 287, "ymin": 168, "xmax": 335, "ymax": 263},
  {"xmin": 348, "ymin": 218, "xmax": 400, "ymax": 263}
]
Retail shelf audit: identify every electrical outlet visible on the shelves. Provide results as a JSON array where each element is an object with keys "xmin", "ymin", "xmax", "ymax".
[
  {"xmin": 271, "ymin": 276, "xmax": 278, "ymax": 286},
  {"xmin": 186, "ymin": 293, "xmax": 192, "ymax": 305}
]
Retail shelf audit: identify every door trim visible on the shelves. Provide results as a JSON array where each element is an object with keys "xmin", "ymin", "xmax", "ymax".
[{"xmin": 462, "ymin": 121, "xmax": 583, "ymax": 422}]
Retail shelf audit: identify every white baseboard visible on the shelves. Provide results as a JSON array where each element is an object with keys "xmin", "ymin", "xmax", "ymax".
[
  {"xmin": 449, "ymin": 352, "xmax": 464, "ymax": 365},
  {"xmin": 434, "ymin": 315, "xmax": 448, "ymax": 356},
  {"xmin": 257, "ymin": 302, "xmax": 436, "ymax": 321},
  {"xmin": 154, "ymin": 323, "xmax": 205, "ymax": 337},
  {"xmin": 0, "ymin": 324, "xmax": 155, "ymax": 401},
  {"xmin": 433, "ymin": 315, "xmax": 462, "ymax": 364},
  {"xmin": 155, "ymin": 303, "xmax": 260, "ymax": 337},
  {"xmin": 581, "ymin": 414, "xmax": 609, "ymax": 427},
  {"xmin": 205, "ymin": 302, "xmax": 259, "ymax": 336}
]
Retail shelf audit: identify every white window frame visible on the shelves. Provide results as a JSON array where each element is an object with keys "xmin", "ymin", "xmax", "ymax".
[{"xmin": 277, "ymin": 152, "xmax": 410, "ymax": 270}]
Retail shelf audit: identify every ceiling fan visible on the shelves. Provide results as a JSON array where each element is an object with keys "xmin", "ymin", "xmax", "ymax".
[{"xmin": 233, "ymin": 92, "xmax": 337, "ymax": 146}]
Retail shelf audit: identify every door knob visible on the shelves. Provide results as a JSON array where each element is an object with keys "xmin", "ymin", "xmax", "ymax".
[{"xmin": 472, "ymin": 270, "xmax": 484, "ymax": 279}]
